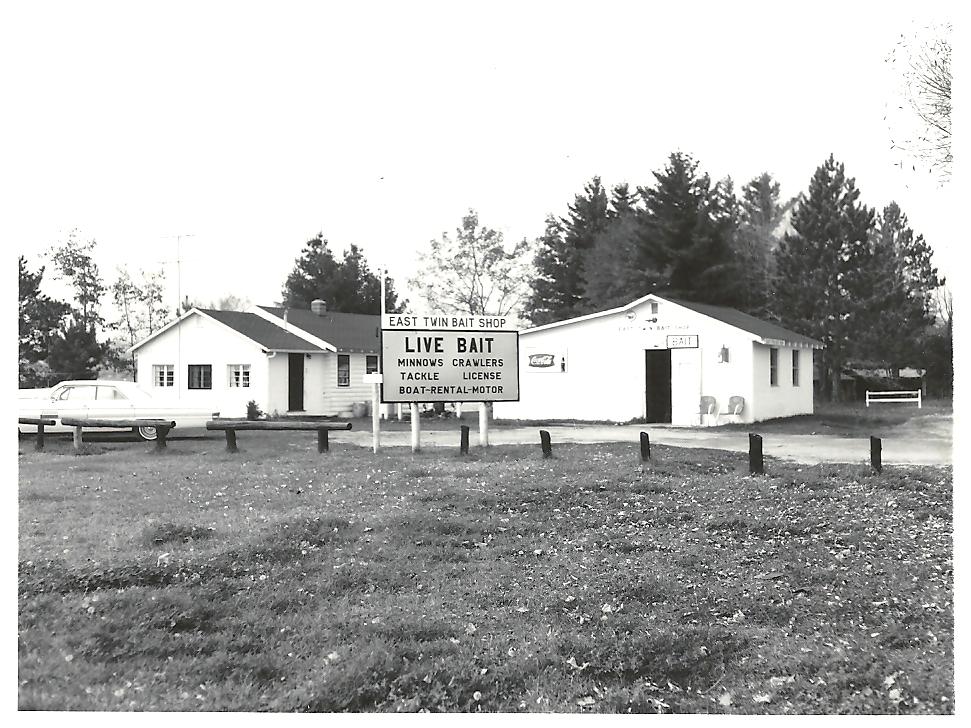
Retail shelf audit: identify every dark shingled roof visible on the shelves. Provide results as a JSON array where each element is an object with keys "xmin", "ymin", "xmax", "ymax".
[
  {"xmin": 199, "ymin": 309, "xmax": 324, "ymax": 351},
  {"xmin": 258, "ymin": 307, "xmax": 380, "ymax": 353},
  {"xmin": 666, "ymin": 298, "xmax": 824, "ymax": 348}
]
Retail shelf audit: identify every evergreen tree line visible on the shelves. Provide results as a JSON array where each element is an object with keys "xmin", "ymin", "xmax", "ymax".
[{"xmin": 524, "ymin": 152, "xmax": 947, "ymax": 399}]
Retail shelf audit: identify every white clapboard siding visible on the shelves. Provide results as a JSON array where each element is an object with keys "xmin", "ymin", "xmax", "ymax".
[{"xmin": 321, "ymin": 352, "xmax": 377, "ymax": 414}]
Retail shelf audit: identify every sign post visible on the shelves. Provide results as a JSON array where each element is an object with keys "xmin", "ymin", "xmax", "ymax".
[
  {"xmin": 479, "ymin": 402, "xmax": 489, "ymax": 446},
  {"xmin": 410, "ymin": 403, "xmax": 420, "ymax": 452},
  {"xmin": 363, "ymin": 372, "xmax": 383, "ymax": 453},
  {"xmin": 380, "ymin": 313, "xmax": 519, "ymax": 449}
]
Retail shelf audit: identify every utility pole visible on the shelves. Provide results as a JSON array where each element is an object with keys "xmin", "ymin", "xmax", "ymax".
[{"xmin": 158, "ymin": 234, "xmax": 194, "ymax": 392}]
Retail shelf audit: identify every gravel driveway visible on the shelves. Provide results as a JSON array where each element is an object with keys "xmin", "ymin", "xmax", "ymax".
[{"xmin": 342, "ymin": 415, "xmax": 953, "ymax": 466}]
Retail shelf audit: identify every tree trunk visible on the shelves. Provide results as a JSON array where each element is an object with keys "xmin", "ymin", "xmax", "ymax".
[{"xmin": 830, "ymin": 367, "xmax": 842, "ymax": 402}]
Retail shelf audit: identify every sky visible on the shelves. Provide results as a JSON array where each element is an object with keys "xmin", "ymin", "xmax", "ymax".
[{"xmin": 3, "ymin": 0, "xmax": 959, "ymax": 316}]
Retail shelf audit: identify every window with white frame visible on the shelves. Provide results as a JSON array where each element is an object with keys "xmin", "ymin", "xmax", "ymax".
[
  {"xmin": 366, "ymin": 355, "xmax": 378, "ymax": 374},
  {"xmin": 792, "ymin": 350, "xmax": 800, "ymax": 386},
  {"xmin": 154, "ymin": 364, "xmax": 174, "ymax": 387},
  {"xmin": 228, "ymin": 364, "xmax": 251, "ymax": 388},
  {"xmin": 769, "ymin": 348, "xmax": 779, "ymax": 386},
  {"xmin": 188, "ymin": 364, "xmax": 212, "ymax": 389},
  {"xmin": 337, "ymin": 354, "xmax": 350, "ymax": 387}
]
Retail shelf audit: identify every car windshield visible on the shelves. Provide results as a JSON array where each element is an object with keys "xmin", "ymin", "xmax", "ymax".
[{"xmin": 58, "ymin": 386, "xmax": 97, "ymax": 401}]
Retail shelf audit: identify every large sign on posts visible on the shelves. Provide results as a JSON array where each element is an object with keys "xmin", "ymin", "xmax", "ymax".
[{"xmin": 381, "ymin": 314, "xmax": 519, "ymax": 403}]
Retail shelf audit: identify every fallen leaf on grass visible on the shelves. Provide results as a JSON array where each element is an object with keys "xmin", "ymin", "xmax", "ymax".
[
  {"xmin": 753, "ymin": 694, "xmax": 771, "ymax": 704},
  {"xmin": 566, "ymin": 656, "xmax": 590, "ymax": 671},
  {"xmin": 888, "ymin": 688, "xmax": 903, "ymax": 703},
  {"xmin": 719, "ymin": 693, "xmax": 733, "ymax": 707},
  {"xmin": 769, "ymin": 676, "xmax": 795, "ymax": 687},
  {"xmin": 577, "ymin": 696, "xmax": 596, "ymax": 707}
]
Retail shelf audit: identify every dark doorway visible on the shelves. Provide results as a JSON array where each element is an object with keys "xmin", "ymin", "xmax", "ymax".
[
  {"xmin": 644, "ymin": 349, "xmax": 672, "ymax": 423},
  {"xmin": 288, "ymin": 353, "xmax": 304, "ymax": 412}
]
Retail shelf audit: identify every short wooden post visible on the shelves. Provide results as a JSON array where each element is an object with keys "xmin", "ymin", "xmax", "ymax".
[
  {"xmin": 35, "ymin": 423, "xmax": 46, "ymax": 452},
  {"xmin": 317, "ymin": 428, "xmax": 329, "ymax": 453},
  {"xmin": 870, "ymin": 436, "xmax": 882, "ymax": 473},
  {"xmin": 154, "ymin": 426, "xmax": 170, "ymax": 452},
  {"xmin": 225, "ymin": 429, "xmax": 238, "ymax": 453},
  {"xmin": 540, "ymin": 430, "xmax": 552, "ymax": 458},
  {"xmin": 639, "ymin": 431, "xmax": 651, "ymax": 462},
  {"xmin": 460, "ymin": 425, "xmax": 470, "ymax": 455},
  {"xmin": 73, "ymin": 425, "xmax": 83, "ymax": 452},
  {"xmin": 748, "ymin": 433, "xmax": 764, "ymax": 475}
]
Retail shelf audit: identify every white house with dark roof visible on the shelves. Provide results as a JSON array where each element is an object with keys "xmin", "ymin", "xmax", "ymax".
[
  {"xmin": 130, "ymin": 300, "xmax": 380, "ymax": 418},
  {"xmin": 492, "ymin": 293, "xmax": 824, "ymax": 425}
]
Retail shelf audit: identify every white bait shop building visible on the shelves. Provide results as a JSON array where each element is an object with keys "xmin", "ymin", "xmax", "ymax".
[{"xmin": 493, "ymin": 294, "xmax": 823, "ymax": 426}]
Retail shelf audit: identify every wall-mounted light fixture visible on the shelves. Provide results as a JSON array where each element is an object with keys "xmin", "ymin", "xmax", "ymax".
[{"xmin": 717, "ymin": 346, "xmax": 730, "ymax": 363}]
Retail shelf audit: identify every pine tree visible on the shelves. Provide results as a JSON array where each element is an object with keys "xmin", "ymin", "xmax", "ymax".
[
  {"xmin": 851, "ymin": 202, "xmax": 941, "ymax": 373},
  {"xmin": 581, "ymin": 183, "xmax": 662, "ymax": 311},
  {"xmin": 731, "ymin": 172, "xmax": 793, "ymax": 317},
  {"xmin": 19, "ymin": 257, "xmax": 69, "ymax": 386},
  {"xmin": 523, "ymin": 215, "xmax": 569, "ymax": 325},
  {"xmin": 282, "ymin": 235, "xmax": 403, "ymax": 313},
  {"xmin": 523, "ymin": 177, "xmax": 611, "ymax": 323},
  {"xmin": 635, "ymin": 152, "xmax": 736, "ymax": 304},
  {"xmin": 48, "ymin": 320, "xmax": 109, "ymax": 381},
  {"xmin": 774, "ymin": 155, "xmax": 875, "ymax": 400}
]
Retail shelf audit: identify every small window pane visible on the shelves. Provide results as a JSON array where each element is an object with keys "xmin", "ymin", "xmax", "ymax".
[
  {"xmin": 228, "ymin": 364, "xmax": 251, "ymax": 387},
  {"xmin": 366, "ymin": 355, "xmax": 378, "ymax": 374},
  {"xmin": 769, "ymin": 348, "xmax": 778, "ymax": 386},
  {"xmin": 792, "ymin": 350, "xmax": 800, "ymax": 386},
  {"xmin": 153, "ymin": 364, "xmax": 174, "ymax": 387},
  {"xmin": 337, "ymin": 355, "xmax": 350, "ymax": 387},
  {"xmin": 188, "ymin": 365, "xmax": 212, "ymax": 389}
]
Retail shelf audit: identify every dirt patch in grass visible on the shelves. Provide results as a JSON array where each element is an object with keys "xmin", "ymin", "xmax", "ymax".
[{"xmin": 142, "ymin": 522, "xmax": 215, "ymax": 546}]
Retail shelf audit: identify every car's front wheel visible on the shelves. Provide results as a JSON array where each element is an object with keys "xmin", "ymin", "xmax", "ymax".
[{"xmin": 135, "ymin": 425, "xmax": 158, "ymax": 441}]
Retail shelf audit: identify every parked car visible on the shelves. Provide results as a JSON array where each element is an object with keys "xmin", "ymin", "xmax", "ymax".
[{"xmin": 17, "ymin": 380, "xmax": 220, "ymax": 440}]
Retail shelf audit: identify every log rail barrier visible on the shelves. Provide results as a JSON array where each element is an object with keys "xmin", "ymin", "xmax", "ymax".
[
  {"xmin": 206, "ymin": 419, "xmax": 353, "ymax": 453},
  {"xmin": 18, "ymin": 417, "xmax": 56, "ymax": 451},
  {"xmin": 59, "ymin": 418, "xmax": 176, "ymax": 452}
]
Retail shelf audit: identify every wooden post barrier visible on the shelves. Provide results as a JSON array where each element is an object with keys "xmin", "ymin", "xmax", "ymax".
[
  {"xmin": 205, "ymin": 420, "xmax": 352, "ymax": 454},
  {"xmin": 639, "ymin": 431, "xmax": 651, "ymax": 462},
  {"xmin": 460, "ymin": 425, "xmax": 470, "ymax": 455},
  {"xmin": 539, "ymin": 430, "xmax": 553, "ymax": 458},
  {"xmin": 19, "ymin": 418, "xmax": 56, "ymax": 452},
  {"xmin": 154, "ymin": 425, "xmax": 172, "ymax": 452},
  {"xmin": 748, "ymin": 433, "xmax": 764, "ymax": 475},
  {"xmin": 60, "ymin": 418, "xmax": 176, "ymax": 453},
  {"xmin": 870, "ymin": 436, "xmax": 882, "ymax": 473}
]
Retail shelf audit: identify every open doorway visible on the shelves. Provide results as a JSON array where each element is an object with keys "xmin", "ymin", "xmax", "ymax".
[
  {"xmin": 288, "ymin": 353, "xmax": 305, "ymax": 412},
  {"xmin": 645, "ymin": 349, "xmax": 672, "ymax": 423}
]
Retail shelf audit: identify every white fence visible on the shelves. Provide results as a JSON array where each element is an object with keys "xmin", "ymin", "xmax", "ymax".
[{"xmin": 865, "ymin": 390, "xmax": 922, "ymax": 408}]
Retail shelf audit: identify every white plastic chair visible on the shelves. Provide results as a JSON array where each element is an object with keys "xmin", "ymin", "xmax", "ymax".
[
  {"xmin": 721, "ymin": 395, "xmax": 745, "ymax": 423},
  {"xmin": 700, "ymin": 396, "xmax": 717, "ymax": 426}
]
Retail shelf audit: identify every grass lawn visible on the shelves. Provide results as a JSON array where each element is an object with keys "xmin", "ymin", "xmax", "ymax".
[
  {"xmin": 706, "ymin": 398, "xmax": 952, "ymax": 437},
  {"xmin": 18, "ymin": 433, "xmax": 952, "ymax": 713}
]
